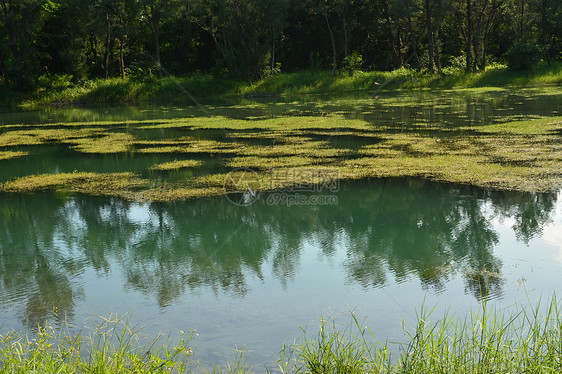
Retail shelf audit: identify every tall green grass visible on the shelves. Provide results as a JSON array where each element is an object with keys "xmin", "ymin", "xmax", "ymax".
[
  {"xmin": 0, "ymin": 315, "xmax": 199, "ymax": 373},
  {"xmin": 2, "ymin": 298, "xmax": 562, "ymax": 373},
  {"xmin": 4, "ymin": 62, "xmax": 561, "ymax": 108},
  {"xmin": 21, "ymin": 74, "xmax": 242, "ymax": 107},
  {"xmin": 0, "ymin": 314, "xmax": 251, "ymax": 373},
  {"xmin": 278, "ymin": 297, "xmax": 562, "ymax": 373}
]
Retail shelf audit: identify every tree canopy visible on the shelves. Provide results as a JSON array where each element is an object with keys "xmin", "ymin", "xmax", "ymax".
[{"xmin": 0, "ymin": 0, "xmax": 560, "ymax": 87}]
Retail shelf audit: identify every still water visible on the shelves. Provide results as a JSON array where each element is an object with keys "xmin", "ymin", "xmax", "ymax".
[
  {"xmin": 1, "ymin": 88, "xmax": 562, "ymax": 370},
  {"xmin": 1, "ymin": 179, "xmax": 562, "ymax": 368}
]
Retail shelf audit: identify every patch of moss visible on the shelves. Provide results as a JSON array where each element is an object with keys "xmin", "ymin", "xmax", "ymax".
[
  {"xmin": 0, "ymin": 151, "xmax": 29, "ymax": 160},
  {"xmin": 1, "ymin": 112, "xmax": 561, "ymax": 200},
  {"xmin": 134, "ymin": 187, "xmax": 224, "ymax": 202},
  {"xmin": 472, "ymin": 116, "xmax": 562, "ymax": 135},
  {"xmin": 69, "ymin": 133, "xmax": 136, "ymax": 154},
  {"xmin": 0, "ymin": 172, "xmax": 148, "ymax": 198},
  {"xmin": 150, "ymin": 160, "xmax": 204, "ymax": 171},
  {"xmin": 137, "ymin": 116, "xmax": 372, "ymax": 132},
  {"xmin": 226, "ymin": 156, "xmax": 324, "ymax": 170}
]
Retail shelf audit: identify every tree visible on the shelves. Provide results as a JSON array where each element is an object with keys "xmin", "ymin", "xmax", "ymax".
[
  {"xmin": 0, "ymin": 0, "xmax": 50, "ymax": 86},
  {"xmin": 425, "ymin": 0, "xmax": 434, "ymax": 72},
  {"xmin": 391, "ymin": 0, "xmax": 422, "ymax": 69},
  {"xmin": 191, "ymin": 0, "xmax": 288, "ymax": 78}
]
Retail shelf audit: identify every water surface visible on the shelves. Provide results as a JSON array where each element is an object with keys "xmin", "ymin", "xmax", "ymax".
[
  {"xmin": 1, "ymin": 178, "xmax": 561, "ymax": 368},
  {"xmin": 1, "ymin": 88, "xmax": 562, "ymax": 370}
]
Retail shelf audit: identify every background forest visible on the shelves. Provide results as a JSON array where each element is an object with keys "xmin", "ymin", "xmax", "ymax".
[{"xmin": 0, "ymin": 0, "xmax": 560, "ymax": 88}]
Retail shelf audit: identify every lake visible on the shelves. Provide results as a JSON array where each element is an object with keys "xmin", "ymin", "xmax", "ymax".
[{"xmin": 1, "ymin": 88, "xmax": 562, "ymax": 371}]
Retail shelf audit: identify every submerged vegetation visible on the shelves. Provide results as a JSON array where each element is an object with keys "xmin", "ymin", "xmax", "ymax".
[
  {"xmin": 1, "ymin": 97, "xmax": 561, "ymax": 201},
  {"xmin": 3, "ymin": 299, "xmax": 562, "ymax": 373}
]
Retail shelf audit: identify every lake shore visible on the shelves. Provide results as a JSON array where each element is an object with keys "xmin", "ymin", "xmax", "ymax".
[{"xmin": 1, "ymin": 63, "xmax": 561, "ymax": 108}]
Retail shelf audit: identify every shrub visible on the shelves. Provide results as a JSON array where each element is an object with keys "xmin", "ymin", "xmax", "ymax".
[
  {"xmin": 505, "ymin": 42, "xmax": 542, "ymax": 70},
  {"xmin": 343, "ymin": 51, "xmax": 364, "ymax": 77}
]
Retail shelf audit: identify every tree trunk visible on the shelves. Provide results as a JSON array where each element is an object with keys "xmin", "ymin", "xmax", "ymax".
[
  {"xmin": 88, "ymin": 33, "xmax": 97, "ymax": 66},
  {"xmin": 0, "ymin": 47, "xmax": 5, "ymax": 82},
  {"xmin": 271, "ymin": 30, "xmax": 276, "ymax": 74},
  {"xmin": 119, "ymin": 36, "xmax": 125, "ymax": 79},
  {"xmin": 342, "ymin": 10, "xmax": 349, "ymax": 58},
  {"xmin": 382, "ymin": 0, "xmax": 401, "ymax": 69},
  {"xmin": 118, "ymin": 14, "xmax": 125, "ymax": 79},
  {"xmin": 153, "ymin": 18, "xmax": 161, "ymax": 76},
  {"xmin": 466, "ymin": 0, "xmax": 474, "ymax": 73},
  {"xmin": 472, "ymin": 29, "xmax": 479, "ymax": 72},
  {"xmin": 324, "ymin": 13, "xmax": 337, "ymax": 76},
  {"xmin": 407, "ymin": 16, "xmax": 420, "ymax": 69},
  {"xmin": 104, "ymin": 15, "xmax": 111, "ymax": 79},
  {"xmin": 480, "ymin": 30, "xmax": 488, "ymax": 70},
  {"xmin": 540, "ymin": 0, "xmax": 550, "ymax": 65},
  {"xmin": 396, "ymin": 26, "xmax": 403, "ymax": 67},
  {"xmin": 480, "ymin": 9, "xmax": 493, "ymax": 71},
  {"xmin": 434, "ymin": 27, "xmax": 442, "ymax": 73},
  {"xmin": 0, "ymin": 1, "xmax": 22, "ymax": 80},
  {"xmin": 184, "ymin": 0, "xmax": 192, "ymax": 71},
  {"xmin": 519, "ymin": 0, "xmax": 524, "ymax": 41},
  {"xmin": 145, "ymin": 5, "xmax": 162, "ymax": 77},
  {"xmin": 425, "ymin": 0, "xmax": 434, "ymax": 73}
]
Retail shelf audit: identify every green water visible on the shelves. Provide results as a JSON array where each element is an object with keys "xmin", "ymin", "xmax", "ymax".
[{"xmin": 1, "ymin": 88, "xmax": 562, "ymax": 370}]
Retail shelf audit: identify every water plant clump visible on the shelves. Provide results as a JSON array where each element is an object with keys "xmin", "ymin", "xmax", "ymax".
[
  {"xmin": 0, "ymin": 172, "xmax": 148, "ymax": 199},
  {"xmin": 150, "ymin": 159, "xmax": 204, "ymax": 171},
  {"xmin": 0, "ymin": 151, "xmax": 28, "ymax": 160}
]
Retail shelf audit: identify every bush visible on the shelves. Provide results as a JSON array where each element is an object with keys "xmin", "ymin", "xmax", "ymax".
[
  {"xmin": 505, "ymin": 42, "xmax": 541, "ymax": 70},
  {"xmin": 36, "ymin": 74, "xmax": 74, "ymax": 90},
  {"xmin": 343, "ymin": 51, "xmax": 363, "ymax": 77}
]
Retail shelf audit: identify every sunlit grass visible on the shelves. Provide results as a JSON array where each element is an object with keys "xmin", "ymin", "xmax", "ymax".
[
  {"xmin": 0, "ymin": 315, "xmax": 198, "ymax": 374},
  {"xmin": 4, "ymin": 298, "xmax": 562, "ymax": 373},
  {"xmin": 5, "ymin": 63, "xmax": 561, "ymax": 108},
  {"xmin": 279, "ymin": 297, "xmax": 562, "ymax": 374}
]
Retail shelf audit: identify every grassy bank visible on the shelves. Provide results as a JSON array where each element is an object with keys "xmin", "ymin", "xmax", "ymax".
[
  {"xmin": 1, "ymin": 63, "xmax": 561, "ymax": 107},
  {"xmin": 3, "ymin": 299, "xmax": 562, "ymax": 373}
]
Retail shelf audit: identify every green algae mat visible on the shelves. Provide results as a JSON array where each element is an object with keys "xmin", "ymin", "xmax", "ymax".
[{"xmin": 1, "ymin": 88, "xmax": 561, "ymax": 201}]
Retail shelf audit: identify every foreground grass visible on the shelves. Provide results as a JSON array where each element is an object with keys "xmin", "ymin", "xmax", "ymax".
[
  {"xmin": 3, "ymin": 63, "xmax": 561, "ymax": 107},
  {"xmin": 3, "ymin": 299, "xmax": 562, "ymax": 373},
  {"xmin": 280, "ymin": 298, "xmax": 562, "ymax": 374},
  {"xmin": 0, "ymin": 315, "xmax": 198, "ymax": 374}
]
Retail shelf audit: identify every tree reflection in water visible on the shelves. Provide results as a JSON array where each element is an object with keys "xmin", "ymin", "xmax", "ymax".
[{"xmin": 0, "ymin": 178, "xmax": 558, "ymax": 326}]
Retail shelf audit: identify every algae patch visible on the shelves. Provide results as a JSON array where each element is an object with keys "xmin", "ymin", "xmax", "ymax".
[
  {"xmin": 0, "ymin": 112, "xmax": 561, "ymax": 201},
  {"xmin": 0, "ymin": 151, "xmax": 29, "ymax": 160},
  {"xmin": 1, "ymin": 172, "xmax": 148, "ymax": 198},
  {"xmin": 150, "ymin": 160, "xmax": 204, "ymax": 170}
]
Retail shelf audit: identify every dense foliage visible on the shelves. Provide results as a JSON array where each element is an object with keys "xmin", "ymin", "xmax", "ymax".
[{"xmin": 0, "ymin": 0, "xmax": 560, "ymax": 87}]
